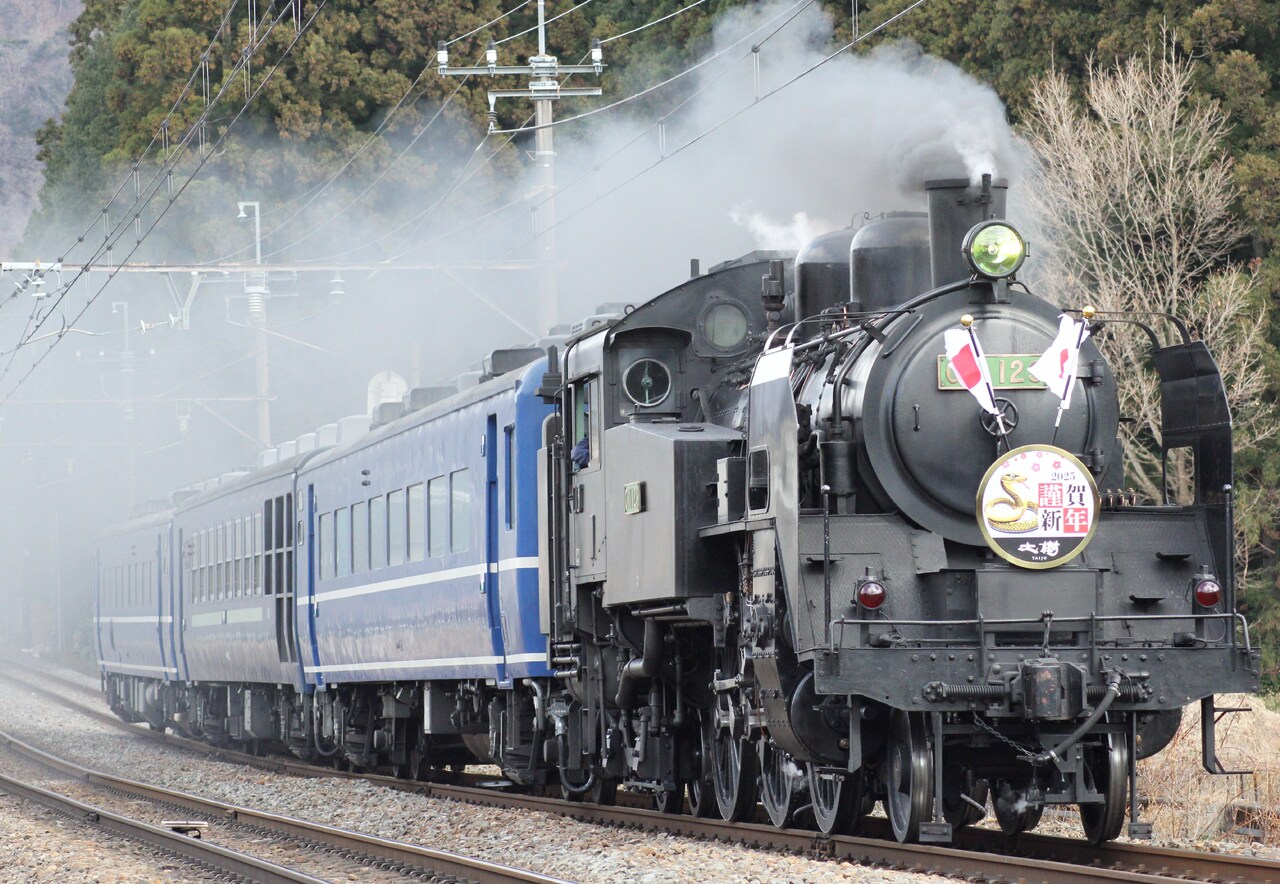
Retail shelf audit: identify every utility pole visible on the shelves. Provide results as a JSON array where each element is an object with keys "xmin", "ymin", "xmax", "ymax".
[
  {"xmin": 237, "ymin": 200, "xmax": 271, "ymax": 450},
  {"xmin": 437, "ymin": 1, "xmax": 605, "ymax": 330},
  {"xmin": 110, "ymin": 300, "xmax": 137, "ymax": 508}
]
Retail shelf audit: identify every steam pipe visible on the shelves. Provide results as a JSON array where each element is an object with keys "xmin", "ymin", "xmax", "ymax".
[
  {"xmin": 827, "ymin": 278, "xmax": 974, "ymax": 436},
  {"xmin": 616, "ymin": 619, "xmax": 663, "ymax": 708},
  {"xmin": 1031, "ymin": 671, "xmax": 1122, "ymax": 766}
]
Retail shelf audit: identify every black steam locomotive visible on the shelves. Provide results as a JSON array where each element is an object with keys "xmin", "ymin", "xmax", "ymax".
[
  {"xmin": 98, "ymin": 176, "xmax": 1258, "ymax": 846},
  {"xmin": 537, "ymin": 176, "xmax": 1257, "ymax": 843}
]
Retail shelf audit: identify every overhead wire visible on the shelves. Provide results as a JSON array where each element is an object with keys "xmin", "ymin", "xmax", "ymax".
[
  {"xmin": 445, "ymin": 0, "xmax": 534, "ymax": 46},
  {"xmin": 262, "ymin": 0, "xmax": 604, "ymax": 262},
  {"xmin": 494, "ymin": 0, "xmax": 594, "ymax": 45},
  {"xmin": 9, "ymin": 3, "xmax": 291, "ymax": 356},
  {"xmin": 383, "ymin": 0, "xmax": 814, "ymax": 259},
  {"xmin": 488, "ymin": 0, "xmax": 811, "ymax": 134},
  {"xmin": 5, "ymin": 0, "xmax": 244, "ymax": 304},
  {"xmin": 0, "ymin": 1, "xmax": 329, "ymax": 403},
  {"xmin": 508, "ymin": 0, "xmax": 931, "ymax": 246},
  {"xmin": 206, "ymin": 0, "xmax": 544, "ymax": 264},
  {"xmin": 599, "ymin": 0, "xmax": 710, "ymax": 44},
  {"xmin": 255, "ymin": 75, "xmax": 475, "ymax": 260},
  {"xmin": 297, "ymin": 0, "xmax": 769, "ymax": 265}
]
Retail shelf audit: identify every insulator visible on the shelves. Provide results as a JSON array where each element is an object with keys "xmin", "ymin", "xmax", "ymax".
[{"xmin": 248, "ymin": 291, "xmax": 265, "ymax": 321}]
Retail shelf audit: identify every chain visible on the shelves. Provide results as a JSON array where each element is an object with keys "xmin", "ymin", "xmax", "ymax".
[{"xmin": 972, "ymin": 713, "xmax": 1040, "ymax": 763}]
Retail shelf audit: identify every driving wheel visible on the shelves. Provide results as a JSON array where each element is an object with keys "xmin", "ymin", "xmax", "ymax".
[
  {"xmin": 809, "ymin": 765, "xmax": 866, "ymax": 835},
  {"xmin": 883, "ymin": 710, "xmax": 933, "ymax": 843},
  {"xmin": 1080, "ymin": 734, "xmax": 1128, "ymax": 844},
  {"xmin": 759, "ymin": 740, "xmax": 804, "ymax": 828}
]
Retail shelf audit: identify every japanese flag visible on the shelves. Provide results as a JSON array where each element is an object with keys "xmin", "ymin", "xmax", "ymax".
[
  {"xmin": 1029, "ymin": 315, "xmax": 1089, "ymax": 408},
  {"xmin": 943, "ymin": 328, "xmax": 999, "ymax": 415}
]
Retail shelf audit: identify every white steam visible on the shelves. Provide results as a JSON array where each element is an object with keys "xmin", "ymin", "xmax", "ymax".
[
  {"xmin": 547, "ymin": 1, "xmax": 1025, "ymax": 311},
  {"xmin": 729, "ymin": 206, "xmax": 837, "ymax": 249}
]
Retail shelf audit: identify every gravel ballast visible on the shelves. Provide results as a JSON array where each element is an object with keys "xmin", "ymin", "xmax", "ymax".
[{"xmin": 0, "ymin": 661, "xmax": 949, "ymax": 884}]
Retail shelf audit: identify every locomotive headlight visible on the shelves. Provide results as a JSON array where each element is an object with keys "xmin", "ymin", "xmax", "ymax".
[
  {"xmin": 1194, "ymin": 578, "xmax": 1223, "ymax": 608},
  {"xmin": 963, "ymin": 221, "xmax": 1027, "ymax": 279},
  {"xmin": 856, "ymin": 580, "xmax": 886, "ymax": 610}
]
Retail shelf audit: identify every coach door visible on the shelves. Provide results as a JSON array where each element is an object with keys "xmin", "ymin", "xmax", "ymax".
[
  {"xmin": 157, "ymin": 529, "xmax": 176, "ymax": 680},
  {"xmin": 485, "ymin": 415, "xmax": 508, "ymax": 684},
  {"xmin": 264, "ymin": 493, "xmax": 297, "ymax": 669}
]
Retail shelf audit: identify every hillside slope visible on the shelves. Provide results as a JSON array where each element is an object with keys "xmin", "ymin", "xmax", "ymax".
[{"xmin": 0, "ymin": 0, "xmax": 80, "ymax": 258}]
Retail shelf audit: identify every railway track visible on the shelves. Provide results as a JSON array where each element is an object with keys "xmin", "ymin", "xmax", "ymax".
[
  {"xmin": 0, "ymin": 756, "xmax": 327, "ymax": 883},
  {"xmin": 0, "ymin": 727, "xmax": 573, "ymax": 884},
  {"xmin": 8, "ymin": 656, "xmax": 1279, "ymax": 884}
]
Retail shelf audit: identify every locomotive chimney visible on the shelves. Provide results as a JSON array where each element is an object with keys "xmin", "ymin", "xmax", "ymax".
[{"xmin": 925, "ymin": 175, "xmax": 1008, "ymax": 287}]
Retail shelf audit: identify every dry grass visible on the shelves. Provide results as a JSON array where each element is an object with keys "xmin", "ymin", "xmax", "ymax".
[{"xmin": 1139, "ymin": 694, "xmax": 1280, "ymax": 843}]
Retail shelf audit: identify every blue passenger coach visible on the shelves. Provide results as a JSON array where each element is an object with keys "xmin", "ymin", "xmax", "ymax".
[
  {"xmin": 96, "ymin": 508, "xmax": 174, "ymax": 725},
  {"xmin": 298, "ymin": 357, "xmax": 553, "ymax": 689},
  {"xmin": 98, "ymin": 352, "xmax": 554, "ymax": 767}
]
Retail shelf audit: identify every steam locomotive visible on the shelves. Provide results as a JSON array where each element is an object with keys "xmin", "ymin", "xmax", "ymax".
[{"xmin": 97, "ymin": 176, "xmax": 1259, "ymax": 845}]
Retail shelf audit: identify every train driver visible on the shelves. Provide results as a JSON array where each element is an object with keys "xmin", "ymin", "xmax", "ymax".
[{"xmin": 572, "ymin": 398, "xmax": 590, "ymax": 469}]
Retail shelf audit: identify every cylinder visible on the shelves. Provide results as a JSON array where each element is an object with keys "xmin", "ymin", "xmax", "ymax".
[{"xmin": 820, "ymin": 440, "xmax": 857, "ymax": 497}]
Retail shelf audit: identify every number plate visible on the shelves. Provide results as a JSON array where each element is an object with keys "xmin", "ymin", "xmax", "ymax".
[
  {"xmin": 937, "ymin": 354, "xmax": 1046, "ymax": 390},
  {"xmin": 624, "ymin": 481, "xmax": 646, "ymax": 515}
]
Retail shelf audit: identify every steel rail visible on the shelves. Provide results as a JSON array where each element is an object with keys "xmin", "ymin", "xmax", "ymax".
[
  {"xmin": 7, "ymin": 658, "xmax": 1277, "ymax": 884},
  {"xmin": 0, "ymin": 729, "xmax": 572, "ymax": 884},
  {"xmin": 0, "ymin": 766, "xmax": 329, "ymax": 884}
]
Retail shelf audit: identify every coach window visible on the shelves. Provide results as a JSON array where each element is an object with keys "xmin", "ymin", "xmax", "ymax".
[
  {"xmin": 504, "ymin": 425, "xmax": 515, "ymax": 530},
  {"xmin": 318, "ymin": 512, "xmax": 331, "ymax": 580},
  {"xmin": 279, "ymin": 495, "xmax": 291, "ymax": 596},
  {"xmin": 336, "ymin": 506, "xmax": 351, "ymax": 577},
  {"xmin": 569, "ymin": 380, "xmax": 599, "ymax": 471},
  {"xmin": 221, "ymin": 522, "xmax": 231, "ymax": 599},
  {"xmin": 262, "ymin": 504, "xmax": 274, "ymax": 595},
  {"xmin": 224, "ymin": 521, "xmax": 233, "ymax": 599},
  {"xmin": 203, "ymin": 529, "xmax": 211, "ymax": 601},
  {"xmin": 352, "ymin": 500, "xmax": 368, "ymax": 573},
  {"xmin": 285, "ymin": 493, "xmax": 295, "ymax": 596},
  {"xmin": 227, "ymin": 521, "xmax": 235, "ymax": 598},
  {"xmin": 370, "ymin": 495, "xmax": 387, "ymax": 569},
  {"xmin": 240, "ymin": 518, "xmax": 250, "ymax": 596},
  {"xmin": 428, "ymin": 477, "xmax": 446, "ymax": 557},
  {"xmin": 408, "ymin": 483, "xmax": 424, "ymax": 562},
  {"xmin": 389, "ymin": 488, "xmax": 407, "ymax": 566},
  {"xmin": 202, "ymin": 529, "xmax": 210, "ymax": 602},
  {"xmin": 227, "ymin": 520, "xmax": 236, "ymax": 597},
  {"xmin": 233, "ymin": 518, "xmax": 243, "ymax": 597},
  {"xmin": 211, "ymin": 525, "xmax": 219, "ymax": 600},
  {"xmin": 197, "ymin": 532, "xmax": 205, "ymax": 603},
  {"xmin": 451, "ymin": 468, "xmax": 471, "ymax": 553},
  {"xmin": 209, "ymin": 528, "xmax": 217, "ymax": 600},
  {"xmin": 254, "ymin": 511, "xmax": 263, "ymax": 594}
]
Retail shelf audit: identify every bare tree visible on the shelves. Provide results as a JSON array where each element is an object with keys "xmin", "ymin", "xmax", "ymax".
[{"xmin": 1021, "ymin": 38, "xmax": 1277, "ymax": 567}]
